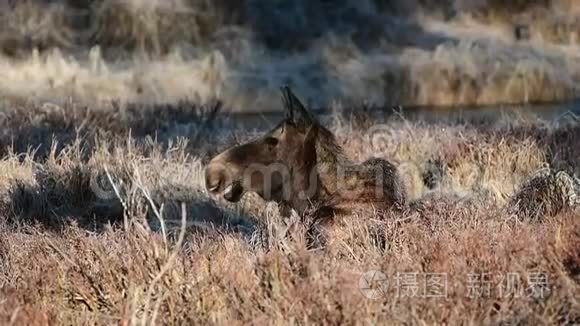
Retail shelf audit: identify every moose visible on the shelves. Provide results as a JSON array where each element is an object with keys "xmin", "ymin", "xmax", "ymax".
[{"xmin": 205, "ymin": 87, "xmax": 408, "ymax": 225}]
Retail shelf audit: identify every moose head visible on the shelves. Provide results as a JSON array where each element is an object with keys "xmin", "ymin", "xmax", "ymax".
[{"xmin": 205, "ymin": 87, "xmax": 321, "ymax": 212}]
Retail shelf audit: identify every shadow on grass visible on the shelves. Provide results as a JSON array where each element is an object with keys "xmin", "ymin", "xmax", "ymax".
[
  {"xmin": 4, "ymin": 168, "xmax": 258, "ymax": 238},
  {"xmin": 0, "ymin": 100, "xmax": 224, "ymax": 161}
]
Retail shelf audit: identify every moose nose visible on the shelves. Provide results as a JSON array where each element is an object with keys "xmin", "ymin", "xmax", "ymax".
[{"xmin": 205, "ymin": 167, "xmax": 223, "ymax": 194}]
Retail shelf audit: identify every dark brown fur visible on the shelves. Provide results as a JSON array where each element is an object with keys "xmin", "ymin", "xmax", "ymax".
[{"xmin": 205, "ymin": 87, "xmax": 408, "ymax": 224}]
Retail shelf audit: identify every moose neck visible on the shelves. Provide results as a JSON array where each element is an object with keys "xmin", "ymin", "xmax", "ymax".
[{"xmin": 313, "ymin": 126, "xmax": 349, "ymax": 199}]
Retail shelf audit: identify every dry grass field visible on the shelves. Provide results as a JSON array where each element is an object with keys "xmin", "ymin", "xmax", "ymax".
[
  {"xmin": 0, "ymin": 1, "xmax": 579, "ymax": 325},
  {"xmin": 0, "ymin": 100, "xmax": 577, "ymax": 325}
]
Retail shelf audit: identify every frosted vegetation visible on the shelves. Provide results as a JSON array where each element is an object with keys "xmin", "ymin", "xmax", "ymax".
[{"xmin": 1, "ymin": 0, "xmax": 580, "ymax": 110}]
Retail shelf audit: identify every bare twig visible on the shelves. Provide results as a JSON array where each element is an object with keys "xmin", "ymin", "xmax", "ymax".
[
  {"xmin": 104, "ymin": 164, "xmax": 129, "ymax": 230},
  {"xmin": 139, "ymin": 202, "xmax": 187, "ymax": 326}
]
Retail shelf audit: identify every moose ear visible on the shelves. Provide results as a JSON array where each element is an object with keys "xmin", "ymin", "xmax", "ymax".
[
  {"xmin": 281, "ymin": 86, "xmax": 294, "ymax": 121},
  {"xmin": 280, "ymin": 86, "xmax": 316, "ymax": 126}
]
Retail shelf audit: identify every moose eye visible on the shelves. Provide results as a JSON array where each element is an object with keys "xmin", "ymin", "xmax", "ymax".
[{"xmin": 264, "ymin": 137, "xmax": 279, "ymax": 147}]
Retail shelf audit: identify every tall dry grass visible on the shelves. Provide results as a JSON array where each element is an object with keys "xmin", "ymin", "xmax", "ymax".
[{"xmin": 0, "ymin": 100, "xmax": 578, "ymax": 324}]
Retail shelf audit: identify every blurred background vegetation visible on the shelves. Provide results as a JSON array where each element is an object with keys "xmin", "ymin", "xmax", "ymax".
[{"xmin": 0, "ymin": 0, "xmax": 579, "ymax": 111}]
